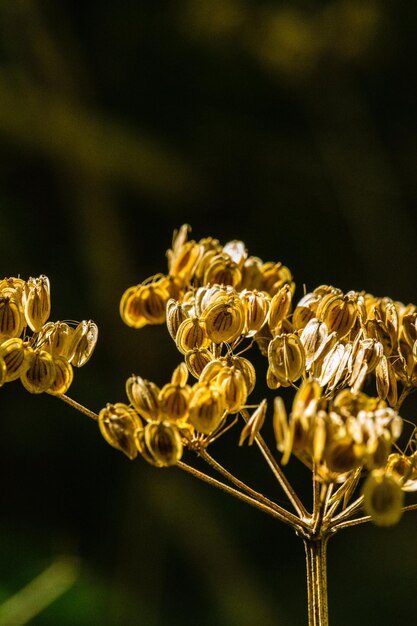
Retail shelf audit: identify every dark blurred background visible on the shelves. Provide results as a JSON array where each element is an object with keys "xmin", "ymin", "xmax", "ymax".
[{"xmin": 1, "ymin": 1, "xmax": 417, "ymax": 624}]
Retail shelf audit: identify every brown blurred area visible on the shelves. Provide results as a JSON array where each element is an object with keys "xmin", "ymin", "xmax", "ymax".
[{"xmin": 1, "ymin": 1, "xmax": 417, "ymax": 624}]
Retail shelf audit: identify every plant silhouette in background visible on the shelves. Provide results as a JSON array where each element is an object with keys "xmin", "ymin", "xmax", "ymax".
[{"xmin": 5, "ymin": 226, "xmax": 417, "ymax": 625}]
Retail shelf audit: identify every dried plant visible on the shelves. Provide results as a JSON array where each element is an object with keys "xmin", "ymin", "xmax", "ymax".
[{"xmin": 4, "ymin": 226, "xmax": 417, "ymax": 625}]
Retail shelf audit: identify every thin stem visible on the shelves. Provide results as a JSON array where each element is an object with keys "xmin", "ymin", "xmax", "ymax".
[
  {"xmin": 57, "ymin": 394, "xmax": 98, "ymax": 421},
  {"xmin": 176, "ymin": 460, "xmax": 306, "ymax": 532},
  {"xmin": 329, "ymin": 495, "xmax": 364, "ymax": 528},
  {"xmin": 304, "ymin": 536, "xmax": 329, "ymax": 626},
  {"xmin": 240, "ymin": 410, "xmax": 307, "ymax": 518},
  {"xmin": 199, "ymin": 449, "xmax": 305, "ymax": 529},
  {"xmin": 335, "ymin": 502, "xmax": 417, "ymax": 531}
]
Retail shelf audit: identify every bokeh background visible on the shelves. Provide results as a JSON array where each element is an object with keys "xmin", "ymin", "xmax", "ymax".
[{"xmin": 1, "ymin": 1, "xmax": 417, "ymax": 624}]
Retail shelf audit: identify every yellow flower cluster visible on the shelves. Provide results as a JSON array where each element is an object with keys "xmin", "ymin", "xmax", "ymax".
[
  {"xmin": 0, "ymin": 276, "xmax": 98, "ymax": 395},
  {"xmin": 99, "ymin": 225, "xmax": 417, "ymax": 526}
]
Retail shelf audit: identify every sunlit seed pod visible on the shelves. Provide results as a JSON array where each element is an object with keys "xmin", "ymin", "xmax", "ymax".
[
  {"xmin": 169, "ymin": 240, "xmax": 202, "ymax": 287},
  {"xmin": 239, "ymin": 399, "xmax": 267, "ymax": 446},
  {"xmin": 365, "ymin": 319, "xmax": 393, "ymax": 356},
  {"xmin": 273, "ymin": 396, "xmax": 292, "ymax": 464},
  {"xmin": 126, "ymin": 375, "xmax": 160, "ymax": 421},
  {"xmin": 0, "ymin": 277, "xmax": 25, "ymax": 298},
  {"xmin": 46, "ymin": 356, "xmax": 74, "ymax": 395},
  {"xmin": 171, "ymin": 362, "xmax": 189, "ymax": 387},
  {"xmin": 261, "ymin": 262, "xmax": 294, "ymax": 296},
  {"xmin": 143, "ymin": 421, "xmax": 183, "ymax": 466},
  {"xmin": 120, "ymin": 285, "xmax": 148, "ymax": 328},
  {"xmin": 184, "ymin": 348, "xmax": 214, "ymax": 379},
  {"xmin": 266, "ymin": 365, "xmax": 281, "ymax": 390},
  {"xmin": 175, "ymin": 317, "xmax": 210, "ymax": 354},
  {"xmin": 299, "ymin": 318, "xmax": 329, "ymax": 370},
  {"xmin": 36, "ymin": 321, "xmax": 75, "ymax": 358},
  {"xmin": 222, "ymin": 240, "xmax": 248, "ymax": 268},
  {"xmin": 240, "ymin": 290, "xmax": 270, "ymax": 335},
  {"xmin": 231, "ymin": 356, "xmax": 256, "ymax": 395},
  {"xmin": 203, "ymin": 298, "xmax": 245, "ymax": 344},
  {"xmin": 318, "ymin": 342, "xmax": 346, "ymax": 388},
  {"xmin": 158, "ymin": 383, "xmax": 190, "ymax": 422},
  {"xmin": 216, "ymin": 367, "xmax": 247, "ymax": 413},
  {"xmin": 204, "ymin": 254, "xmax": 242, "ymax": 288},
  {"xmin": 239, "ymin": 256, "xmax": 264, "ymax": 291},
  {"xmin": 375, "ymin": 355, "xmax": 390, "ymax": 400},
  {"xmin": 324, "ymin": 438, "xmax": 360, "ymax": 474},
  {"xmin": 0, "ymin": 296, "xmax": 24, "ymax": 340},
  {"xmin": 98, "ymin": 402, "xmax": 142, "ymax": 460},
  {"xmin": 138, "ymin": 282, "xmax": 170, "ymax": 325},
  {"xmin": 349, "ymin": 339, "xmax": 383, "ymax": 391},
  {"xmin": 23, "ymin": 275, "xmax": 51, "ymax": 332},
  {"xmin": 193, "ymin": 249, "xmax": 219, "ymax": 285},
  {"xmin": 268, "ymin": 333, "xmax": 305, "ymax": 386},
  {"xmin": 199, "ymin": 359, "xmax": 227, "ymax": 385},
  {"xmin": 0, "ymin": 337, "xmax": 32, "ymax": 381},
  {"xmin": 362, "ymin": 470, "xmax": 404, "ymax": 527},
  {"xmin": 21, "ymin": 348, "xmax": 56, "ymax": 394},
  {"xmin": 188, "ymin": 383, "xmax": 225, "ymax": 435},
  {"xmin": 268, "ymin": 284, "xmax": 292, "ymax": 334},
  {"xmin": 67, "ymin": 320, "xmax": 98, "ymax": 367},
  {"xmin": 386, "ymin": 453, "xmax": 417, "ymax": 492},
  {"xmin": 366, "ymin": 435, "xmax": 391, "ymax": 470},
  {"xmin": 292, "ymin": 292, "xmax": 321, "ymax": 331},
  {"xmin": 292, "ymin": 379, "xmax": 321, "ymax": 421},
  {"xmin": 401, "ymin": 313, "xmax": 417, "ymax": 347},
  {"xmin": 386, "ymin": 363, "xmax": 398, "ymax": 408},
  {"xmin": 166, "ymin": 299, "xmax": 189, "ymax": 341},
  {"xmin": 196, "ymin": 285, "xmax": 230, "ymax": 314},
  {"xmin": 0, "ymin": 355, "xmax": 6, "ymax": 387},
  {"xmin": 317, "ymin": 294, "xmax": 357, "ymax": 339},
  {"xmin": 312, "ymin": 412, "xmax": 327, "ymax": 464},
  {"xmin": 254, "ymin": 325, "xmax": 273, "ymax": 357}
]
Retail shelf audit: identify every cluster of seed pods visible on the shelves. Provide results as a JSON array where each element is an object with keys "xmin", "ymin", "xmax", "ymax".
[
  {"xmin": 100, "ymin": 225, "xmax": 417, "ymax": 526},
  {"xmin": 0, "ymin": 276, "xmax": 98, "ymax": 395}
]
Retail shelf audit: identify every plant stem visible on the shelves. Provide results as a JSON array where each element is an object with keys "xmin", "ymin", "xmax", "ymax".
[
  {"xmin": 57, "ymin": 394, "xmax": 98, "ymax": 421},
  {"xmin": 303, "ymin": 535, "xmax": 329, "ymax": 626}
]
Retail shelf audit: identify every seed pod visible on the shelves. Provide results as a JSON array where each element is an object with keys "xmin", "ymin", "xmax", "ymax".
[
  {"xmin": 36, "ymin": 321, "xmax": 75, "ymax": 358},
  {"xmin": 0, "ymin": 296, "xmax": 24, "ymax": 340},
  {"xmin": 325, "ymin": 438, "xmax": 360, "ymax": 474},
  {"xmin": 185, "ymin": 348, "xmax": 214, "ymax": 379},
  {"xmin": 273, "ymin": 396, "xmax": 292, "ymax": 464},
  {"xmin": 240, "ymin": 256, "xmax": 264, "ymax": 291},
  {"xmin": 240, "ymin": 290, "xmax": 270, "ymax": 335},
  {"xmin": 386, "ymin": 453, "xmax": 417, "ymax": 492},
  {"xmin": 318, "ymin": 342, "xmax": 346, "ymax": 388},
  {"xmin": 203, "ymin": 298, "xmax": 245, "ymax": 344},
  {"xmin": 268, "ymin": 284, "xmax": 292, "ymax": 334},
  {"xmin": 98, "ymin": 402, "xmax": 142, "ymax": 460},
  {"xmin": 21, "ymin": 348, "xmax": 56, "ymax": 393},
  {"xmin": 169, "ymin": 240, "xmax": 202, "ymax": 287},
  {"xmin": 299, "ymin": 318, "xmax": 329, "ymax": 370},
  {"xmin": 375, "ymin": 354, "xmax": 390, "ymax": 400},
  {"xmin": 171, "ymin": 362, "xmax": 189, "ymax": 387},
  {"xmin": 362, "ymin": 471, "xmax": 404, "ymax": 526},
  {"xmin": 260, "ymin": 262, "xmax": 294, "ymax": 296},
  {"xmin": 199, "ymin": 359, "xmax": 227, "ymax": 385},
  {"xmin": 166, "ymin": 299, "xmax": 188, "ymax": 341},
  {"xmin": 143, "ymin": 421, "xmax": 183, "ymax": 466},
  {"xmin": 175, "ymin": 317, "xmax": 210, "ymax": 354},
  {"xmin": 23, "ymin": 275, "xmax": 51, "ymax": 332},
  {"xmin": 292, "ymin": 292, "xmax": 320, "ymax": 331},
  {"xmin": 222, "ymin": 239, "xmax": 247, "ymax": 268},
  {"xmin": 158, "ymin": 382, "xmax": 190, "ymax": 422},
  {"xmin": 365, "ymin": 319, "xmax": 394, "ymax": 356},
  {"xmin": 0, "ymin": 355, "xmax": 6, "ymax": 387},
  {"xmin": 67, "ymin": 320, "xmax": 98, "ymax": 367},
  {"xmin": 401, "ymin": 313, "xmax": 417, "ymax": 347},
  {"xmin": 268, "ymin": 333, "xmax": 305, "ymax": 386},
  {"xmin": 317, "ymin": 294, "xmax": 357, "ymax": 339},
  {"xmin": 216, "ymin": 367, "xmax": 247, "ymax": 413},
  {"xmin": 47, "ymin": 356, "xmax": 74, "ymax": 395},
  {"xmin": 266, "ymin": 365, "xmax": 281, "ymax": 390},
  {"xmin": 120, "ymin": 285, "xmax": 148, "ymax": 328},
  {"xmin": 204, "ymin": 254, "xmax": 241, "ymax": 287},
  {"xmin": 0, "ymin": 337, "xmax": 32, "ymax": 381},
  {"xmin": 292, "ymin": 379, "xmax": 321, "ymax": 421},
  {"xmin": 239, "ymin": 399, "xmax": 267, "ymax": 446},
  {"xmin": 126, "ymin": 375, "xmax": 160, "ymax": 421},
  {"xmin": 139, "ymin": 282, "xmax": 170, "ymax": 325},
  {"xmin": 232, "ymin": 356, "xmax": 256, "ymax": 395},
  {"xmin": 188, "ymin": 383, "xmax": 225, "ymax": 434}
]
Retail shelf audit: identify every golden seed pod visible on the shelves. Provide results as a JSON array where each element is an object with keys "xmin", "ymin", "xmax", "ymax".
[
  {"xmin": 120, "ymin": 285, "xmax": 148, "ymax": 328},
  {"xmin": 23, "ymin": 275, "xmax": 51, "ymax": 332},
  {"xmin": 188, "ymin": 382, "xmax": 225, "ymax": 435},
  {"xmin": 171, "ymin": 362, "xmax": 189, "ymax": 386},
  {"xmin": 239, "ymin": 256, "xmax": 264, "ymax": 291},
  {"xmin": 21, "ymin": 348, "xmax": 56, "ymax": 394},
  {"xmin": 203, "ymin": 254, "xmax": 242, "ymax": 287},
  {"xmin": 98, "ymin": 402, "xmax": 142, "ymax": 460},
  {"xmin": 216, "ymin": 367, "xmax": 248, "ymax": 413},
  {"xmin": 169, "ymin": 240, "xmax": 202, "ymax": 287},
  {"xmin": 202, "ymin": 298, "xmax": 245, "ymax": 344},
  {"xmin": 0, "ymin": 355, "xmax": 6, "ymax": 387},
  {"xmin": 317, "ymin": 294, "xmax": 357, "ymax": 339},
  {"xmin": 193, "ymin": 249, "xmax": 219, "ymax": 285},
  {"xmin": 365, "ymin": 319, "xmax": 394, "ymax": 356},
  {"xmin": 0, "ymin": 277, "xmax": 25, "ymax": 298},
  {"xmin": 299, "ymin": 318, "xmax": 329, "ymax": 370},
  {"xmin": 239, "ymin": 399, "xmax": 267, "ymax": 446},
  {"xmin": 362, "ymin": 471, "xmax": 404, "ymax": 527},
  {"xmin": 142, "ymin": 421, "xmax": 183, "ymax": 466},
  {"xmin": 401, "ymin": 313, "xmax": 417, "ymax": 347},
  {"xmin": 240, "ymin": 290, "xmax": 270, "ymax": 335},
  {"xmin": 139, "ymin": 282, "xmax": 170, "ymax": 324},
  {"xmin": 324, "ymin": 438, "xmax": 360, "ymax": 474},
  {"xmin": 222, "ymin": 239, "xmax": 248, "ymax": 268},
  {"xmin": 199, "ymin": 358, "xmax": 227, "ymax": 384},
  {"xmin": 46, "ymin": 356, "xmax": 74, "ymax": 395},
  {"xmin": 268, "ymin": 333, "xmax": 305, "ymax": 386},
  {"xmin": 268, "ymin": 284, "xmax": 292, "ymax": 334},
  {"xmin": 0, "ymin": 296, "xmax": 24, "ymax": 340},
  {"xmin": 126, "ymin": 375, "xmax": 160, "ymax": 421},
  {"xmin": 36, "ymin": 321, "xmax": 75, "ymax": 358},
  {"xmin": 158, "ymin": 382, "xmax": 190, "ymax": 422},
  {"xmin": 184, "ymin": 348, "xmax": 214, "ymax": 378},
  {"xmin": 273, "ymin": 396, "xmax": 292, "ymax": 464},
  {"xmin": 0, "ymin": 337, "xmax": 32, "ymax": 381},
  {"xmin": 197, "ymin": 285, "xmax": 233, "ymax": 314},
  {"xmin": 260, "ymin": 262, "xmax": 294, "ymax": 296},
  {"xmin": 292, "ymin": 379, "xmax": 321, "ymax": 421},
  {"xmin": 317, "ymin": 342, "xmax": 347, "ymax": 388},
  {"xmin": 175, "ymin": 317, "xmax": 210, "ymax": 354},
  {"xmin": 292, "ymin": 292, "xmax": 320, "ymax": 331},
  {"xmin": 67, "ymin": 320, "xmax": 98, "ymax": 367},
  {"xmin": 166, "ymin": 298, "xmax": 188, "ymax": 341},
  {"xmin": 232, "ymin": 355, "xmax": 256, "ymax": 395},
  {"xmin": 386, "ymin": 453, "xmax": 417, "ymax": 492},
  {"xmin": 266, "ymin": 366, "xmax": 281, "ymax": 390}
]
